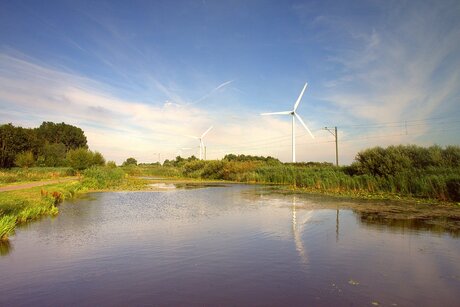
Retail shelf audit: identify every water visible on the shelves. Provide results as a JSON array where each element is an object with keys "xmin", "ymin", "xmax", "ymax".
[{"xmin": 1, "ymin": 184, "xmax": 460, "ymax": 306}]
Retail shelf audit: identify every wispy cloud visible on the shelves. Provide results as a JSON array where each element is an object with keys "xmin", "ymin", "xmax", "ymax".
[
  {"xmin": 0, "ymin": 52, "xmax": 209, "ymax": 160},
  {"xmin": 0, "ymin": 53, "xmax": 339, "ymax": 163},
  {"xmin": 190, "ymin": 80, "xmax": 234, "ymax": 105},
  {"xmin": 2, "ymin": 1, "xmax": 458, "ymax": 164},
  {"xmin": 299, "ymin": 1, "xmax": 459, "ymax": 133}
]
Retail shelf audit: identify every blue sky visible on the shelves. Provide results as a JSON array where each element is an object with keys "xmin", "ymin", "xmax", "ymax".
[{"xmin": 1, "ymin": 0, "xmax": 459, "ymax": 163}]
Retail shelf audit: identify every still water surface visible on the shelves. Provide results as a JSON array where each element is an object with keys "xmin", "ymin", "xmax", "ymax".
[{"xmin": 1, "ymin": 184, "xmax": 460, "ymax": 306}]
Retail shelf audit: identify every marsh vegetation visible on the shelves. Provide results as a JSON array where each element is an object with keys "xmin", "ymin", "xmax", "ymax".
[{"xmin": 136, "ymin": 145, "xmax": 460, "ymax": 202}]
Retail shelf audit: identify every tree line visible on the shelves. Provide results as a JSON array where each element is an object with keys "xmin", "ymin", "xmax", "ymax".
[{"xmin": 0, "ymin": 122, "xmax": 105, "ymax": 169}]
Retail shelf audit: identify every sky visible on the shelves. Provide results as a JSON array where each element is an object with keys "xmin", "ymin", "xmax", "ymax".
[{"xmin": 1, "ymin": 0, "xmax": 459, "ymax": 164}]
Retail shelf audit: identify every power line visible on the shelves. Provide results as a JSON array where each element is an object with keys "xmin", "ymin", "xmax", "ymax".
[
  {"xmin": 336, "ymin": 115, "xmax": 460, "ymax": 129},
  {"xmin": 205, "ymin": 125, "xmax": 460, "ymax": 157},
  {"xmin": 177, "ymin": 115, "xmax": 460, "ymax": 160}
]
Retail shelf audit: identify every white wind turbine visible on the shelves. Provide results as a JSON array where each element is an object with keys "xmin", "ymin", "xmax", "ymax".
[
  {"xmin": 261, "ymin": 82, "xmax": 314, "ymax": 163},
  {"xmin": 187, "ymin": 126, "xmax": 213, "ymax": 160}
]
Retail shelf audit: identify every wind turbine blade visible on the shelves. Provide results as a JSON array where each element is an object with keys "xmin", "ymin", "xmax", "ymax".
[
  {"xmin": 293, "ymin": 82, "xmax": 308, "ymax": 111},
  {"xmin": 201, "ymin": 126, "xmax": 213, "ymax": 138},
  {"xmin": 260, "ymin": 111, "xmax": 292, "ymax": 116},
  {"xmin": 294, "ymin": 113, "xmax": 314, "ymax": 139},
  {"xmin": 185, "ymin": 135, "xmax": 200, "ymax": 139}
]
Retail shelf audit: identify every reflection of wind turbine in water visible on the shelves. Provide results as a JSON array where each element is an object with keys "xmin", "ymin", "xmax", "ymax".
[
  {"xmin": 336, "ymin": 207, "xmax": 340, "ymax": 243},
  {"xmin": 291, "ymin": 196, "xmax": 313, "ymax": 264}
]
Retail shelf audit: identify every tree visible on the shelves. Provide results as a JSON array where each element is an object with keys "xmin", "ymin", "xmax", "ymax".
[
  {"xmin": 40, "ymin": 143, "xmax": 67, "ymax": 167},
  {"xmin": 122, "ymin": 157, "xmax": 137, "ymax": 166},
  {"xmin": 0, "ymin": 124, "xmax": 32, "ymax": 168},
  {"xmin": 93, "ymin": 151, "xmax": 106, "ymax": 166},
  {"xmin": 66, "ymin": 148, "xmax": 94, "ymax": 170},
  {"xmin": 0, "ymin": 122, "xmax": 95, "ymax": 169},
  {"xmin": 36, "ymin": 122, "xmax": 87, "ymax": 150},
  {"xmin": 14, "ymin": 151, "xmax": 35, "ymax": 168}
]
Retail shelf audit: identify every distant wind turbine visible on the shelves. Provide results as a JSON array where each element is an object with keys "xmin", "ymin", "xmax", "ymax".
[
  {"xmin": 187, "ymin": 126, "xmax": 213, "ymax": 160},
  {"xmin": 261, "ymin": 82, "xmax": 314, "ymax": 163}
]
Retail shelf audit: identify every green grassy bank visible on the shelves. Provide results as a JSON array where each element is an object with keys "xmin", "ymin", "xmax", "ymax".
[
  {"xmin": 135, "ymin": 145, "xmax": 460, "ymax": 203},
  {"xmin": 0, "ymin": 167, "xmax": 73, "ymax": 186},
  {"xmin": 2, "ymin": 144, "xmax": 459, "ymax": 241},
  {"xmin": 0, "ymin": 166, "xmax": 146, "ymax": 241}
]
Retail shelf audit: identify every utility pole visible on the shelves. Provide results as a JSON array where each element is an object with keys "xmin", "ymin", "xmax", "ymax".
[
  {"xmin": 324, "ymin": 126, "xmax": 338, "ymax": 166},
  {"xmin": 204, "ymin": 146, "xmax": 207, "ymax": 160}
]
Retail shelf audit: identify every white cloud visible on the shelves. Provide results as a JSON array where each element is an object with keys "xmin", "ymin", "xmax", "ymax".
[
  {"xmin": 190, "ymin": 79, "xmax": 234, "ymax": 105},
  {"xmin": 319, "ymin": 3, "xmax": 460, "ymax": 129},
  {"xmin": 0, "ymin": 52, "xmax": 341, "ymax": 164},
  {"xmin": 3, "ymin": 0, "xmax": 459, "ymax": 169}
]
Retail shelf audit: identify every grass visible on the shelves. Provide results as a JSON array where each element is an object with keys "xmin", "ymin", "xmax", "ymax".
[
  {"xmin": 0, "ymin": 166, "xmax": 149, "ymax": 241},
  {"xmin": 0, "ymin": 216, "xmax": 16, "ymax": 241},
  {"xmin": 134, "ymin": 161, "xmax": 460, "ymax": 203},
  {"xmin": 2, "ymin": 145, "xmax": 459, "ymax": 241},
  {"xmin": 0, "ymin": 167, "xmax": 73, "ymax": 186},
  {"xmin": 0, "ymin": 187, "xmax": 61, "ymax": 241}
]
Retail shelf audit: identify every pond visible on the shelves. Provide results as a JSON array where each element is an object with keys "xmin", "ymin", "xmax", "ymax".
[{"xmin": 1, "ymin": 184, "xmax": 460, "ymax": 306}]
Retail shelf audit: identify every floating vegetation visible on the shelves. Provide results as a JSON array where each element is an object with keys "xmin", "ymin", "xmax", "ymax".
[{"xmin": 348, "ymin": 279, "xmax": 360, "ymax": 286}]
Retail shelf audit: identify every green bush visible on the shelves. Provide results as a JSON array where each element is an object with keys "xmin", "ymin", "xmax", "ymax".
[
  {"xmin": 66, "ymin": 148, "xmax": 94, "ymax": 170},
  {"xmin": 122, "ymin": 157, "xmax": 137, "ymax": 166},
  {"xmin": 201, "ymin": 161, "xmax": 225, "ymax": 179},
  {"xmin": 183, "ymin": 160, "xmax": 206, "ymax": 177},
  {"xmin": 93, "ymin": 151, "xmax": 106, "ymax": 166},
  {"xmin": 39, "ymin": 143, "xmax": 67, "ymax": 167},
  {"xmin": 355, "ymin": 145, "xmax": 460, "ymax": 176},
  {"xmin": 106, "ymin": 161, "xmax": 117, "ymax": 168},
  {"xmin": 82, "ymin": 166, "xmax": 125, "ymax": 189},
  {"xmin": 14, "ymin": 151, "xmax": 35, "ymax": 168},
  {"xmin": 66, "ymin": 148, "xmax": 106, "ymax": 170}
]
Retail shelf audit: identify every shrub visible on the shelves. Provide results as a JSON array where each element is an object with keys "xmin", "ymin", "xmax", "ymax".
[
  {"xmin": 93, "ymin": 151, "xmax": 106, "ymax": 166},
  {"xmin": 66, "ymin": 148, "xmax": 94, "ymax": 170},
  {"xmin": 222, "ymin": 161, "xmax": 259, "ymax": 181},
  {"xmin": 14, "ymin": 151, "xmax": 35, "ymax": 168},
  {"xmin": 122, "ymin": 157, "xmax": 137, "ymax": 166},
  {"xmin": 183, "ymin": 160, "xmax": 206, "ymax": 177},
  {"xmin": 354, "ymin": 145, "xmax": 460, "ymax": 175},
  {"xmin": 106, "ymin": 161, "xmax": 117, "ymax": 168},
  {"xmin": 66, "ymin": 148, "xmax": 106, "ymax": 170},
  {"xmin": 39, "ymin": 143, "xmax": 67, "ymax": 167},
  {"xmin": 82, "ymin": 166, "xmax": 125, "ymax": 189},
  {"xmin": 201, "ymin": 161, "xmax": 225, "ymax": 179}
]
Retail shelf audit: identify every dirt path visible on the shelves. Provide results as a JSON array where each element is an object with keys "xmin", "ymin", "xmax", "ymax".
[{"xmin": 0, "ymin": 177, "xmax": 78, "ymax": 192}]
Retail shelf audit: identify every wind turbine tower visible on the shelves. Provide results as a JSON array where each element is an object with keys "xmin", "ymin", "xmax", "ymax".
[
  {"xmin": 188, "ymin": 126, "xmax": 213, "ymax": 160},
  {"xmin": 261, "ymin": 82, "xmax": 314, "ymax": 163}
]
